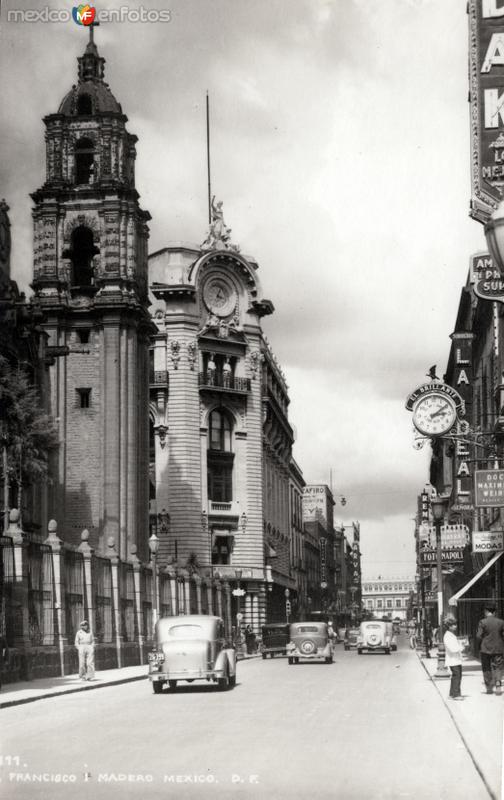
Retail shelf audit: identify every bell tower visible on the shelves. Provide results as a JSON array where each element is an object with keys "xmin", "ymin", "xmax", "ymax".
[{"xmin": 31, "ymin": 31, "xmax": 153, "ymax": 560}]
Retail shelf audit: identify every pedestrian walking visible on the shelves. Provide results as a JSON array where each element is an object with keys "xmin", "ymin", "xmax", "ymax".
[
  {"xmin": 0, "ymin": 632, "xmax": 9, "ymax": 690},
  {"xmin": 443, "ymin": 619, "xmax": 463, "ymax": 700},
  {"xmin": 476, "ymin": 604, "xmax": 504, "ymax": 695},
  {"xmin": 75, "ymin": 620, "xmax": 95, "ymax": 681}
]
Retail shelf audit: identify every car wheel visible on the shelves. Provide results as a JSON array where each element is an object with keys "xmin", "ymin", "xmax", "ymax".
[
  {"xmin": 152, "ymin": 682, "xmax": 164, "ymax": 694},
  {"xmin": 385, "ymin": 648, "xmax": 391, "ymax": 655},
  {"xmin": 262, "ymin": 653, "xmax": 267, "ymax": 660},
  {"xmin": 228, "ymin": 673, "xmax": 236, "ymax": 688},
  {"xmin": 218, "ymin": 671, "xmax": 230, "ymax": 691},
  {"xmin": 288, "ymin": 657, "xmax": 293, "ymax": 665},
  {"xmin": 168, "ymin": 679, "xmax": 177, "ymax": 690},
  {"xmin": 357, "ymin": 649, "xmax": 362, "ymax": 655},
  {"xmin": 294, "ymin": 658, "xmax": 299, "ymax": 664},
  {"xmin": 325, "ymin": 656, "xmax": 333, "ymax": 664}
]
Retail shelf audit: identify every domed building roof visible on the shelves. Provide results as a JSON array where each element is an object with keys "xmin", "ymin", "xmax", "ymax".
[
  {"xmin": 57, "ymin": 38, "xmax": 123, "ymax": 117},
  {"xmin": 58, "ymin": 80, "xmax": 123, "ymax": 116}
]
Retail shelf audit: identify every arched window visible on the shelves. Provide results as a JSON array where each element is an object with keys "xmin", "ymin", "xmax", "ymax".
[
  {"xmin": 77, "ymin": 94, "xmax": 92, "ymax": 115},
  {"xmin": 75, "ymin": 137, "xmax": 95, "ymax": 184},
  {"xmin": 64, "ymin": 225, "xmax": 99, "ymax": 287},
  {"xmin": 207, "ymin": 409, "xmax": 234, "ymax": 503}
]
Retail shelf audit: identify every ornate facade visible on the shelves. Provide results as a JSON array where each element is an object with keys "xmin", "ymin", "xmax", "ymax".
[{"xmin": 31, "ymin": 36, "xmax": 153, "ymax": 560}]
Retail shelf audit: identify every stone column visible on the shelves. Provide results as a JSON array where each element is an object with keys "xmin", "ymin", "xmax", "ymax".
[
  {"xmin": 43, "ymin": 518, "xmax": 67, "ymax": 677},
  {"xmin": 130, "ymin": 545, "xmax": 144, "ymax": 663},
  {"xmin": 5, "ymin": 510, "xmax": 31, "ymax": 676},
  {"xmin": 215, "ymin": 578, "xmax": 223, "ymax": 619},
  {"xmin": 165, "ymin": 565, "xmax": 178, "ymax": 615},
  {"xmin": 223, "ymin": 580, "xmax": 232, "ymax": 640},
  {"xmin": 205, "ymin": 576, "xmax": 214, "ymax": 615},
  {"xmin": 77, "ymin": 529, "xmax": 94, "ymax": 635},
  {"xmin": 107, "ymin": 537, "xmax": 123, "ymax": 668},
  {"xmin": 194, "ymin": 574, "xmax": 202, "ymax": 614}
]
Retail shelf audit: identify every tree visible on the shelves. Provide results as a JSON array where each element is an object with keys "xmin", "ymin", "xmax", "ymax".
[{"xmin": 0, "ymin": 356, "xmax": 59, "ymax": 522}]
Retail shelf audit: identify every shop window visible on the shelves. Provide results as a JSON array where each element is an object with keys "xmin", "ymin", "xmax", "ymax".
[{"xmin": 207, "ymin": 408, "xmax": 234, "ymax": 502}]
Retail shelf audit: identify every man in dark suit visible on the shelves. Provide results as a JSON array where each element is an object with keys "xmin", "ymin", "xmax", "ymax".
[{"xmin": 477, "ymin": 604, "xmax": 504, "ymax": 695}]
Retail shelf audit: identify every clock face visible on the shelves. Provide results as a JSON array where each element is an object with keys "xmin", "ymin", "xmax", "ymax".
[
  {"xmin": 203, "ymin": 277, "xmax": 237, "ymax": 317},
  {"xmin": 412, "ymin": 393, "xmax": 457, "ymax": 436}
]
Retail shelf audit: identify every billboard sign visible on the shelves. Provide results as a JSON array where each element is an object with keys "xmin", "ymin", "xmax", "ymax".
[
  {"xmin": 419, "ymin": 548, "xmax": 465, "ymax": 566},
  {"xmin": 470, "ymin": 252, "xmax": 504, "ymax": 301},
  {"xmin": 474, "ymin": 468, "xmax": 504, "ymax": 507},
  {"xmin": 472, "ymin": 530, "xmax": 504, "ymax": 552},
  {"xmin": 468, "ymin": 0, "xmax": 504, "ymax": 222}
]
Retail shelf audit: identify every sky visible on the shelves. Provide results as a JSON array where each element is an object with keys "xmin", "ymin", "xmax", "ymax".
[{"xmin": 0, "ymin": 0, "xmax": 487, "ymax": 580}]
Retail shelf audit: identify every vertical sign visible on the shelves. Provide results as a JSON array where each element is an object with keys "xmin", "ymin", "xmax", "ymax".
[
  {"xmin": 450, "ymin": 332, "xmax": 474, "ymax": 511},
  {"xmin": 469, "ymin": 0, "xmax": 504, "ymax": 223}
]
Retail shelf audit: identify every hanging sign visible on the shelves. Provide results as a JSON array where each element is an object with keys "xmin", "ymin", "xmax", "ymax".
[
  {"xmin": 419, "ymin": 548, "xmax": 465, "ymax": 566},
  {"xmin": 468, "ymin": 0, "xmax": 504, "ymax": 223},
  {"xmin": 470, "ymin": 252, "xmax": 504, "ymax": 301},
  {"xmin": 472, "ymin": 530, "xmax": 504, "ymax": 551},
  {"xmin": 474, "ymin": 468, "xmax": 504, "ymax": 507}
]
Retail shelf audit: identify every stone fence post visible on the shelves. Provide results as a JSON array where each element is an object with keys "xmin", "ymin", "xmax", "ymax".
[
  {"xmin": 5, "ymin": 509, "xmax": 31, "ymax": 676},
  {"xmin": 77, "ymin": 529, "xmax": 94, "ymax": 635},
  {"xmin": 44, "ymin": 518, "xmax": 66, "ymax": 677},
  {"xmin": 130, "ymin": 545, "xmax": 144, "ymax": 663},
  {"xmin": 194, "ymin": 574, "xmax": 202, "ymax": 614},
  {"xmin": 107, "ymin": 537, "xmax": 123, "ymax": 669}
]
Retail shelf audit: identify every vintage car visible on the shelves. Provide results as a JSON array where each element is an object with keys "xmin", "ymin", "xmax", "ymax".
[
  {"xmin": 287, "ymin": 621, "xmax": 334, "ymax": 664},
  {"xmin": 344, "ymin": 627, "xmax": 360, "ymax": 650},
  {"xmin": 260, "ymin": 623, "xmax": 290, "ymax": 658},
  {"xmin": 148, "ymin": 615, "xmax": 236, "ymax": 693},
  {"xmin": 357, "ymin": 620, "xmax": 396, "ymax": 654}
]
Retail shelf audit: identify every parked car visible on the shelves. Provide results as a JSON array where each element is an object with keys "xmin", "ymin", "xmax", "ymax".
[
  {"xmin": 287, "ymin": 621, "xmax": 334, "ymax": 664},
  {"xmin": 260, "ymin": 623, "xmax": 290, "ymax": 658},
  {"xmin": 148, "ymin": 615, "xmax": 236, "ymax": 693},
  {"xmin": 357, "ymin": 620, "xmax": 395, "ymax": 654},
  {"xmin": 344, "ymin": 627, "xmax": 360, "ymax": 650}
]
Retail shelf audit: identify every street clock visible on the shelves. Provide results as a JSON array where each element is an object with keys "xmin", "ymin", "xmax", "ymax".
[{"xmin": 412, "ymin": 393, "xmax": 457, "ymax": 437}]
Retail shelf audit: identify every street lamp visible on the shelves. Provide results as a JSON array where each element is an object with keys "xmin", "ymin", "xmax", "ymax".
[
  {"xmin": 285, "ymin": 588, "xmax": 291, "ymax": 624},
  {"xmin": 149, "ymin": 532, "xmax": 160, "ymax": 633},
  {"xmin": 234, "ymin": 568, "xmax": 244, "ymax": 654},
  {"xmin": 430, "ymin": 495, "xmax": 450, "ymax": 677}
]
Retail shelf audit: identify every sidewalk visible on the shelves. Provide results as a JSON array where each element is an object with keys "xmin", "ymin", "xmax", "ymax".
[
  {"xmin": 418, "ymin": 648, "xmax": 503, "ymax": 800},
  {"xmin": 0, "ymin": 652, "xmax": 260, "ymax": 710}
]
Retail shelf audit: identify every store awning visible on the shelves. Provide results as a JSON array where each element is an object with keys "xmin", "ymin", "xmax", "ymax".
[{"xmin": 448, "ymin": 550, "xmax": 503, "ymax": 606}]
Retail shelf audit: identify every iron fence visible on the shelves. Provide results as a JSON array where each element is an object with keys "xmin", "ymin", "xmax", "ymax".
[
  {"xmin": 121, "ymin": 562, "xmax": 136, "ymax": 641},
  {"xmin": 93, "ymin": 555, "xmax": 113, "ymax": 643},
  {"xmin": 0, "ymin": 537, "xmax": 15, "ymax": 646},
  {"xmin": 27, "ymin": 542, "xmax": 54, "ymax": 645},
  {"xmin": 64, "ymin": 549, "xmax": 84, "ymax": 643}
]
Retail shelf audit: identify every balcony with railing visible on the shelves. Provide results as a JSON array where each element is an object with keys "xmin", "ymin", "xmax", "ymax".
[
  {"xmin": 150, "ymin": 369, "xmax": 169, "ymax": 387},
  {"xmin": 198, "ymin": 371, "xmax": 251, "ymax": 395}
]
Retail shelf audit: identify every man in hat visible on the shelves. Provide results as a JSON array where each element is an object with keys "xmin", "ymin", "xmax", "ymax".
[
  {"xmin": 75, "ymin": 620, "xmax": 95, "ymax": 681},
  {"xmin": 476, "ymin": 604, "xmax": 504, "ymax": 695}
]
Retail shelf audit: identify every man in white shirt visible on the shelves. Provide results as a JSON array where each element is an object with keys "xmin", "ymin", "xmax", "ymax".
[
  {"xmin": 75, "ymin": 620, "xmax": 95, "ymax": 681},
  {"xmin": 443, "ymin": 619, "xmax": 463, "ymax": 700}
]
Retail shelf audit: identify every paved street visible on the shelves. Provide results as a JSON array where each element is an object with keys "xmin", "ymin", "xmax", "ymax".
[{"xmin": 1, "ymin": 636, "xmax": 494, "ymax": 800}]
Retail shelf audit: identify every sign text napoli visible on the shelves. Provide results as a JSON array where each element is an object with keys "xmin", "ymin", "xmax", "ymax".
[{"xmin": 419, "ymin": 548, "xmax": 465, "ymax": 566}]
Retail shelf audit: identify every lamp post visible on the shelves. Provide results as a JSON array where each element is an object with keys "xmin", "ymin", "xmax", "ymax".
[
  {"xmin": 149, "ymin": 532, "xmax": 160, "ymax": 634},
  {"xmin": 415, "ymin": 570, "xmax": 430, "ymax": 659},
  {"xmin": 285, "ymin": 588, "xmax": 291, "ymax": 624},
  {"xmin": 234, "ymin": 568, "xmax": 244, "ymax": 655},
  {"xmin": 430, "ymin": 495, "xmax": 450, "ymax": 677}
]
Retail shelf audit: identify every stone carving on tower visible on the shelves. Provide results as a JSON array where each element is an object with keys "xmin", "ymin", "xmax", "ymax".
[{"xmin": 200, "ymin": 197, "xmax": 240, "ymax": 253}]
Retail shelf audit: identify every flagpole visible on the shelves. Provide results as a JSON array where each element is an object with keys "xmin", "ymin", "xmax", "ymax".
[{"xmin": 206, "ymin": 91, "xmax": 211, "ymax": 224}]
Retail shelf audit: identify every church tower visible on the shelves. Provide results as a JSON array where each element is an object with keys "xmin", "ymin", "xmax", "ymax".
[{"xmin": 31, "ymin": 32, "xmax": 153, "ymax": 560}]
